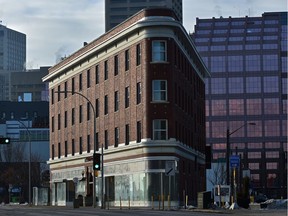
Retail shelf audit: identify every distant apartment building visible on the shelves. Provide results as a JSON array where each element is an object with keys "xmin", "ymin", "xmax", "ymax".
[
  {"xmin": 192, "ymin": 12, "xmax": 287, "ymax": 199},
  {"xmin": 0, "ymin": 101, "xmax": 49, "ymax": 162},
  {"xmin": 43, "ymin": 8, "xmax": 209, "ymax": 207},
  {"xmin": 105, "ymin": 0, "xmax": 182, "ymax": 31},
  {"xmin": 0, "ymin": 101, "xmax": 49, "ymax": 203},
  {"xmin": 0, "ymin": 23, "xmax": 26, "ymax": 71},
  {"xmin": 0, "ymin": 66, "xmax": 49, "ymax": 101}
]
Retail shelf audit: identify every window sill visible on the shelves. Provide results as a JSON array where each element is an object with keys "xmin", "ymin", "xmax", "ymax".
[{"xmin": 150, "ymin": 61, "xmax": 169, "ymax": 64}]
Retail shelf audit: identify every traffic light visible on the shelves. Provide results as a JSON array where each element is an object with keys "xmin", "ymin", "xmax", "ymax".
[
  {"xmin": 0, "ymin": 137, "xmax": 10, "ymax": 144},
  {"xmin": 93, "ymin": 153, "xmax": 101, "ymax": 170}
]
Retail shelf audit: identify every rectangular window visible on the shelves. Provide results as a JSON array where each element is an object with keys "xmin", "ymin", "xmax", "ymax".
[
  {"xmin": 51, "ymin": 89, "xmax": 54, "ymax": 104},
  {"xmin": 114, "ymin": 91, "xmax": 119, "ymax": 111},
  {"xmin": 152, "ymin": 80, "xmax": 167, "ymax": 101},
  {"xmin": 72, "ymin": 77, "xmax": 75, "ymax": 95},
  {"xmin": 79, "ymin": 136, "xmax": 82, "ymax": 154},
  {"xmin": 87, "ymin": 135, "xmax": 90, "ymax": 153},
  {"xmin": 64, "ymin": 111, "xmax": 67, "ymax": 128},
  {"xmin": 125, "ymin": 49, "xmax": 130, "ymax": 71},
  {"xmin": 104, "ymin": 95, "xmax": 108, "ymax": 115},
  {"xmin": 57, "ymin": 85, "xmax": 60, "ymax": 102},
  {"xmin": 114, "ymin": 55, "xmax": 119, "ymax": 76},
  {"xmin": 104, "ymin": 60, "xmax": 108, "ymax": 80},
  {"xmin": 96, "ymin": 99, "xmax": 99, "ymax": 117},
  {"xmin": 64, "ymin": 81, "xmax": 67, "ymax": 98},
  {"xmin": 58, "ymin": 113, "xmax": 61, "ymax": 130},
  {"xmin": 229, "ymin": 77, "xmax": 243, "ymax": 93},
  {"xmin": 153, "ymin": 119, "xmax": 168, "ymax": 140},
  {"xmin": 52, "ymin": 116, "xmax": 54, "ymax": 132},
  {"xmin": 72, "ymin": 108, "xmax": 75, "ymax": 125},
  {"xmin": 64, "ymin": 141, "xmax": 67, "ymax": 157},
  {"xmin": 137, "ymin": 82, "xmax": 141, "ymax": 104},
  {"xmin": 58, "ymin": 143, "xmax": 61, "ymax": 158},
  {"xmin": 246, "ymin": 77, "xmax": 261, "ymax": 93},
  {"xmin": 211, "ymin": 56, "xmax": 226, "ymax": 72},
  {"xmin": 136, "ymin": 43, "xmax": 141, "ymax": 66},
  {"xmin": 152, "ymin": 41, "xmax": 167, "ymax": 62},
  {"xmin": 95, "ymin": 65, "xmax": 99, "ymax": 84},
  {"xmin": 115, "ymin": 127, "xmax": 119, "ymax": 147},
  {"xmin": 96, "ymin": 132, "xmax": 99, "ymax": 151},
  {"xmin": 79, "ymin": 105, "xmax": 82, "ymax": 123},
  {"xmin": 137, "ymin": 121, "xmax": 141, "ymax": 143},
  {"xmin": 72, "ymin": 139, "xmax": 75, "ymax": 156},
  {"xmin": 87, "ymin": 102, "xmax": 90, "ymax": 120},
  {"xmin": 52, "ymin": 144, "xmax": 55, "ymax": 160},
  {"xmin": 125, "ymin": 87, "xmax": 130, "ymax": 108},
  {"xmin": 87, "ymin": 69, "xmax": 90, "ymax": 88},
  {"xmin": 125, "ymin": 124, "xmax": 130, "ymax": 145},
  {"xmin": 105, "ymin": 130, "xmax": 108, "ymax": 149},
  {"xmin": 79, "ymin": 73, "xmax": 82, "ymax": 91}
]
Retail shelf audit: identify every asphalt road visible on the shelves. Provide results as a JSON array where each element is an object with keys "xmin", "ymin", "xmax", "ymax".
[{"xmin": 0, "ymin": 205, "xmax": 287, "ymax": 216}]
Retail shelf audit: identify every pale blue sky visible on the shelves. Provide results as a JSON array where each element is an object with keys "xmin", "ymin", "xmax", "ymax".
[{"xmin": 0, "ymin": 0, "xmax": 286, "ymax": 68}]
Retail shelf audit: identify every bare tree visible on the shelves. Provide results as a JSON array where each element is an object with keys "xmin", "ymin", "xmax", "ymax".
[
  {"xmin": 0, "ymin": 142, "xmax": 44, "ymax": 202},
  {"xmin": 0, "ymin": 142, "xmax": 26, "ymax": 162},
  {"xmin": 207, "ymin": 162, "xmax": 227, "ymax": 186}
]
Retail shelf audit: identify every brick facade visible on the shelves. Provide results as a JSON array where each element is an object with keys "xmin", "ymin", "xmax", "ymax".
[{"xmin": 43, "ymin": 8, "xmax": 209, "ymax": 207}]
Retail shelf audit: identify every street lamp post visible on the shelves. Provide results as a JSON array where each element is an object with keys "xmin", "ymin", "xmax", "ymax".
[
  {"xmin": 226, "ymin": 122, "xmax": 256, "ymax": 185},
  {"xmin": 55, "ymin": 91, "xmax": 98, "ymax": 208},
  {"xmin": 226, "ymin": 122, "xmax": 256, "ymax": 208},
  {"xmin": 17, "ymin": 120, "xmax": 31, "ymax": 206}
]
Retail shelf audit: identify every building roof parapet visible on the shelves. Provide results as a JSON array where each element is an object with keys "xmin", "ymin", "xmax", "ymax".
[
  {"xmin": 43, "ymin": 8, "xmax": 179, "ymax": 81},
  {"xmin": 43, "ymin": 7, "xmax": 209, "ymax": 83}
]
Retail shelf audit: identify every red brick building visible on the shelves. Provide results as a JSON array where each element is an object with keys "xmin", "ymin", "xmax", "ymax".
[{"xmin": 43, "ymin": 8, "xmax": 209, "ymax": 207}]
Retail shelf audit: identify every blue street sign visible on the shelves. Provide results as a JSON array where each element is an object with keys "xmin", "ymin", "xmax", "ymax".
[{"xmin": 230, "ymin": 155, "xmax": 240, "ymax": 168}]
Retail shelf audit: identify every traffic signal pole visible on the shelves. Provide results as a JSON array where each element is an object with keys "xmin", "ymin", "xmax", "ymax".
[
  {"xmin": 0, "ymin": 137, "xmax": 10, "ymax": 144},
  {"xmin": 101, "ymin": 144, "xmax": 104, "ymax": 209}
]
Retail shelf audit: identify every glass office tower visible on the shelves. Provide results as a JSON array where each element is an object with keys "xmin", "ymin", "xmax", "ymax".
[
  {"xmin": 192, "ymin": 12, "xmax": 287, "ymax": 199},
  {"xmin": 0, "ymin": 24, "xmax": 26, "ymax": 71},
  {"xmin": 105, "ymin": 0, "xmax": 182, "ymax": 31}
]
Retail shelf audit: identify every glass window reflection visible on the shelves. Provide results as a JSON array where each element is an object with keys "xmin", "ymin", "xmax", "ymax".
[
  {"xmin": 265, "ymin": 120, "xmax": 280, "ymax": 136},
  {"xmin": 248, "ymin": 142, "xmax": 263, "ymax": 149},
  {"xmin": 211, "ymin": 78, "xmax": 226, "ymax": 94},
  {"xmin": 211, "ymin": 100, "xmax": 226, "ymax": 116},
  {"xmin": 264, "ymin": 98, "xmax": 279, "ymax": 114},
  {"xmin": 228, "ymin": 56, "xmax": 243, "ymax": 72},
  {"xmin": 247, "ymin": 121, "xmax": 262, "ymax": 137},
  {"xmin": 265, "ymin": 142, "xmax": 280, "ymax": 148},
  {"xmin": 264, "ymin": 76, "xmax": 279, "ymax": 92},
  {"xmin": 211, "ymin": 121, "xmax": 226, "ymax": 138},
  {"xmin": 229, "ymin": 99, "xmax": 244, "ymax": 115},
  {"xmin": 282, "ymin": 57, "xmax": 287, "ymax": 72},
  {"xmin": 263, "ymin": 55, "xmax": 278, "ymax": 71},
  {"xmin": 229, "ymin": 78, "xmax": 243, "ymax": 93},
  {"xmin": 282, "ymin": 77, "xmax": 287, "ymax": 93},
  {"xmin": 246, "ymin": 55, "xmax": 260, "ymax": 71},
  {"xmin": 211, "ymin": 56, "xmax": 225, "ymax": 72},
  {"xmin": 246, "ymin": 99, "xmax": 262, "ymax": 115},
  {"xmin": 246, "ymin": 77, "xmax": 261, "ymax": 93},
  {"xmin": 282, "ymin": 120, "xmax": 287, "ymax": 137}
]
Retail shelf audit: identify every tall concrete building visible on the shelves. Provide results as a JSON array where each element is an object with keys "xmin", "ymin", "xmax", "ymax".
[
  {"xmin": 43, "ymin": 8, "xmax": 209, "ymax": 207},
  {"xmin": 0, "ymin": 23, "xmax": 26, "ymax": 71},
  {"xmin": 105, "ymin": 0, "xmax": 182, "ymax": 31},
  {"xmin": 192, "ymin": 12, "xmax": 287, "ymax": 199}
]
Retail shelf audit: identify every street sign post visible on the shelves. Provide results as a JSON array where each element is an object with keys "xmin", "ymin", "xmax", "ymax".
[{"xmin": 230, "ymin": 155, "xmax": 240, "ymax": 168}]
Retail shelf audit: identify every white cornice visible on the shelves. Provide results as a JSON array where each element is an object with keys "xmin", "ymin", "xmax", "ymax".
[{"xmin": 43, "ymin": 16, "xmax": 209, "ymax": 84}]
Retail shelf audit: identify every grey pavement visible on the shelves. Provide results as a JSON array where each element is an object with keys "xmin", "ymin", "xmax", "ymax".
[{"xmin": 0, "ymin": 205, "xmax": 287, "ymax": 216}]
